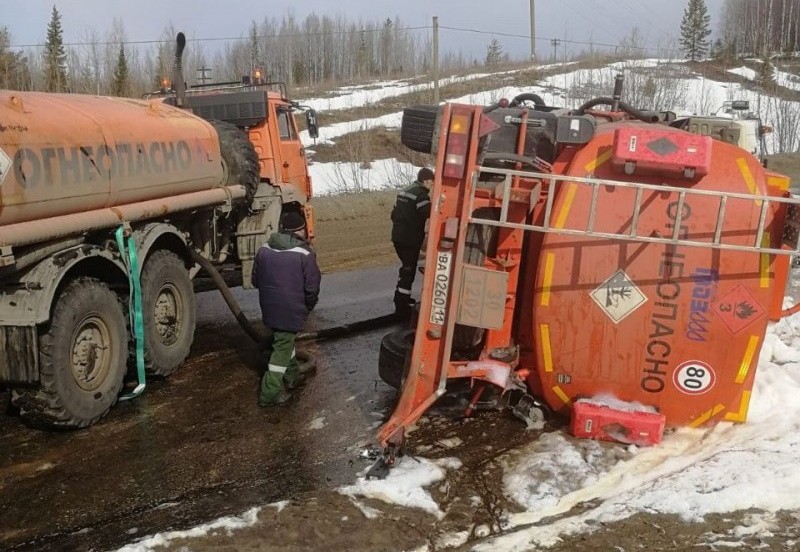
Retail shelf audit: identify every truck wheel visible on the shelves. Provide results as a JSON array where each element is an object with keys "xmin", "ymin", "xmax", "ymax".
[
  {"xmin": 141, "ymin": 250, "xmax": 196, "ymax": 377},
  {"xmin": 401, "ymin": 105, "xmax": 439, "ymax": 154},
  {"xmin": 12, "ymin": 278, "xmax": 127, "ymax": 428},
  {"xmin": 378, "ymin": 329, "xmax": 415, "ymax": 389},
  {"xmin": 211, "ymin": 120, "xmax": 260, "ymax": 206}
]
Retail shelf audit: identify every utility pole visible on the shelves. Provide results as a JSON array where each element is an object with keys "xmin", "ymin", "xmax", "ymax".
[
  {"xmin": 197, "ymin": 66, "xmax": 212, "ymax": 85},
  {"xmin": 551, "ymin": 38, "xmax": 561, "ymax": 64},
  {"xmin": 433, "ymin": 16, "xmax": 440, "ymax": 105},
  {"xmin": 529, "ymin": 0, "xmax": 536, "ymax": 62}
]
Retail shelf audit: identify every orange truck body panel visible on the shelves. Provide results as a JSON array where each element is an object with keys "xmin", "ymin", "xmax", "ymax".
[
  {"xmin": 0, "ymin": 91, "xmax": 224, "ymax": 232},
  {"xmin": 246, "ymin": 90, "xmax": 312, "ymax": 202}
]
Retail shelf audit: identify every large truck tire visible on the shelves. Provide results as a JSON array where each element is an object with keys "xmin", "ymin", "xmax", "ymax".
[
  {"xmin": 211, "ymin": 120, "xmax": 260, "ymax": 206},
  {"xmin": 12, "ymin": 278, "xmax": 127, "ymax": 428},
  {"xmin": 378, "ymin": 329, "xmax": 415, "ymax": 389},
  {"xmin": 141, "ymin": 250, "xmax": 196, "ymax": 377},
  {"xmin": 401, "ymin": 105, "xmax": 439, "ymax": 154}
]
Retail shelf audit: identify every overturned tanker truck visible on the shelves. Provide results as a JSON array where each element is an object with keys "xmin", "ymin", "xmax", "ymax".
[
  {"xmin": 0, "ymin": 33, "xmax": 318, "ymax": 428},
  {"xmin": 375, "ymin": 76, "xmax": 800, "ymax": 469}
]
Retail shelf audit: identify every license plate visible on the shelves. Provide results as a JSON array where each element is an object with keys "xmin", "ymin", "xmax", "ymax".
[{"xmin": 429, "ymin": 251, "xmax": 452, "ymax": 325}]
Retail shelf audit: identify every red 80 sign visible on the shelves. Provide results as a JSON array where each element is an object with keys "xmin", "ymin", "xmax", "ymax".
[{"xmin": 673, "ymin": 360, "xmax": 716, "ymax": 395}]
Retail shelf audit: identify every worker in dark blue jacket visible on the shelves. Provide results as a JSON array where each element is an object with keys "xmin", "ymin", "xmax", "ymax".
[
  {"xmin": 252, "ymin": 210, "xmax": 321, "ymax": 406},
  {"xmin": 391, "ymin": 167, "xmax": 433, "ymax": 315}
]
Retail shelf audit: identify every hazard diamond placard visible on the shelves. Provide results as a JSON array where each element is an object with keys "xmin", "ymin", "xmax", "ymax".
[
  {"xmin": 712, "ymin": 284, "xmax": 765, "ymax": 335},
  {"xmin": 590, "ymin": 269, "xmax": 647, "ymax": 323},
  {"xmin": 0, "ymin": 147, "xmax": 11, "ymax": 186}
]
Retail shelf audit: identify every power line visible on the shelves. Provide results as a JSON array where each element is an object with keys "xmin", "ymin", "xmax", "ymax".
[
  {"xmin": 438, "ymin": 25, "xmax": 682, "ymax": 55},
  {"xmin": 11, "ymin": 21, "xmax": 683, "ymax": 57},
  {"xmin": 11, "ymin": 25, "xmax": 432, "ymax": 49}
]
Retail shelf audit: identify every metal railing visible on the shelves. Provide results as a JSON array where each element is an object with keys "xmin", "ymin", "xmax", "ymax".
[{"xmin": 468, "ymin": 165, "xmax": 800, "ymax": 257}]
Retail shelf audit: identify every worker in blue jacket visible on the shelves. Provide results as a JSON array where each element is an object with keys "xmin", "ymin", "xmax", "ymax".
[{"xmin": 252, "ymin": 210, "xmax": 321, "ymax": 406}]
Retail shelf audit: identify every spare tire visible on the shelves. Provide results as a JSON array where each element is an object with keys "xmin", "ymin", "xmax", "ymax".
[
  {"xmin": 210, "ymin": 120, "xmax": 260, "ymax": 206},
  {"xmin": 401, "ymin": 105, "xmax": 440, "ymax": 154}
]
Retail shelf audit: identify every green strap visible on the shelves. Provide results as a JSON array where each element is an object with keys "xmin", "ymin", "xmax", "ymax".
[{"xmin": 116, "ymin": 225, "xmax": 146, "ymax": 400}]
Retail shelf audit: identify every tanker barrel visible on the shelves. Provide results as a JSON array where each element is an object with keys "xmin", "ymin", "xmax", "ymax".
[{"xmin": 173, "ymin": 32, "xmax": 187, "ymax": 108}]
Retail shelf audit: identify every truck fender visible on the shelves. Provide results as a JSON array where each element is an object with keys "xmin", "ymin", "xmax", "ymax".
[
  {"xmin": 0, "ymin": 244, "xmax": 128, "ymax": 328},
  {"xmin": 131, "ymin": 222, "xmax": 189, "ymax": 266},
  {"xmin": 0, "ymin": 224, "xmax": 188, "ymax": 328}
]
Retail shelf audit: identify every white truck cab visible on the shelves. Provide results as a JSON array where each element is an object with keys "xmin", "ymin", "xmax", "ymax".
[{"xmin": 672, "ymin": 100, "xmax": 769, "ymax": 160}]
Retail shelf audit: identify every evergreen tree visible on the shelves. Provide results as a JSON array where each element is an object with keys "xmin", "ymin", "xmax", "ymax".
[
  {"xmin": 0, "ymin": 27, "xmax": 30, "ymax": 90},
  {"xmin": 759, "ymin": 55, "xmax": 775, "ymax": 90},
  {"xmin": 485, "ymin": 38, "xmax": 504, "ymax": 67},
  {"xmin": 111, "ymin": 44, "xmax": 129, "ymax": 96},
  {"xmin": 680, "ymin": 0, "xmax": 712, "ymax": 62},
  {"xmin": 44, "ymin": 5, "xmax": 67, "ymax": 91}
]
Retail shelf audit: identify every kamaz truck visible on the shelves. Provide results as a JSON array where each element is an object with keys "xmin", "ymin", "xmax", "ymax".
[{"xmin": 0, "ymin": 33, "xmax": 318, "ymax": 428}]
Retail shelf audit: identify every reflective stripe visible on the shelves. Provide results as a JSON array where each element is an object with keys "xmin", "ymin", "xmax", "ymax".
[
  {"xmin": 416, "ymin": 200, "xmax": 430, "ymax": 209},
  {"xmin": 398, "ymin": 191, "xmax": 417, "ymax": 200},
  {"xmin": 264, "ymin": 244, "xmax": 311, "ymax": 256},
  {"xmin": 291, "ymin": 348, "xmax": 296, "ymax": 359},
  {"xmin": 269, "ymin": 363, "xmax": 288, "ymax": 374},
  {"xmin": 396, "ymin": 287, "xmax": 412, "ymax": 295}
]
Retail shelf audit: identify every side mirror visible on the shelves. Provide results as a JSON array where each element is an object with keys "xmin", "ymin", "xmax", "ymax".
[{"xmin": 306, "ymin": 109, "xmax": 319, "ymax": 139}]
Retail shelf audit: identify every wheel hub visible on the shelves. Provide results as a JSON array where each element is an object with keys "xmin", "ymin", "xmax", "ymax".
[
  {"xmin": 154, "ymin": 283, "xmax": 183, "ymax": 346},
  {"xmin": 71, "ymin": 315, "xmax": 112, "ymax": 392}
]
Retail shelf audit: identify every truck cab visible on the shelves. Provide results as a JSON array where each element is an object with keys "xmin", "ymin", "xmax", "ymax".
[{"xmin": 672, "ymin": 100, "xmax": 769, "ymax": 160}]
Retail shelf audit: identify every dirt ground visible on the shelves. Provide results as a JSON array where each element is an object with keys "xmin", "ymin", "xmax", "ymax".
[{"xmin": 312, "ymin": 189, "xmax": 397, "ymax": 273}]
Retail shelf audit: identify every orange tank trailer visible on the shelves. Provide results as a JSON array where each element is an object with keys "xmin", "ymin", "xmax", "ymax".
[
  {"xmin": 375, "ymin": 95, "xmax": 800, "ymax": 469},
  {"xmin": 523, "ymin": 123, "xmax": 790, "ymax": 427}
]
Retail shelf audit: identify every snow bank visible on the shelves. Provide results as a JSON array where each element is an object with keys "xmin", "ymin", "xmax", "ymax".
[{"xmin": 308, "ymin": 158, "xmax": 417, "ymax": 195}]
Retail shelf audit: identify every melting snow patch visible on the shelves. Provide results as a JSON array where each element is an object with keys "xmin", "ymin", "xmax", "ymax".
[
  {"xmin": 348, "ymin": 496, "xmax": 383, "ymax": 519},
  {"xmin": 436, "ymin": 530, "xmax": 471, "ymax": 548},
  {"xmin": 117, "ymin": 507, "xmax": 261, "ymax": 551},
  {"xmin": 436, "ymin": 437, "xmax": 463, "ymax": 449},
  {"xmin": 339, "ymin": 457, "xmax": 461, "ymax": 519},
  {"xmin": 576, "ymin": 393, "xmax": 658, "ymax": 413},
  {"xmin": 308, "ymin": 416, "xmax": 327, "ymax": 430},
  {"xmin": 268, "ymin": 500, "xmax": 289, "ymax": 513}
]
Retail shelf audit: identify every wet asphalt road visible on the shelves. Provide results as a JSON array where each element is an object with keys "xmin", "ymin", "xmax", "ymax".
[{"xmin": 0, "ymin": 265, "xmax": 412, "ymax": 552}]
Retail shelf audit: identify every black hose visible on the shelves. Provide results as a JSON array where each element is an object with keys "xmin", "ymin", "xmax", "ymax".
[
  {"xmin": 481, "ymin": 152, "xmax": 541, "ymax": 169},
  {"xmin": 297, "ymin": 314, "xmax": 398, "ymax": 341},
  {"xmin": 509, "ymin": 92, "xmax": 546, "ymax": 108},
  {"xmin": 189, "ymin": 248, "xmax": 268, "ymax": 344},
  {"xmin": 575, "ymin": 97, "xmax": 660, "ymax": 123},
  {"xmin": 190, "ymin": 248, "xmax": 398, "ymax": 346}
]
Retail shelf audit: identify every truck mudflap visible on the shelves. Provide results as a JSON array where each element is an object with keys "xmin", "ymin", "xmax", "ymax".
[{"xmin": 0, "ymin": 325, "xmax": 38, "ymax": 384}]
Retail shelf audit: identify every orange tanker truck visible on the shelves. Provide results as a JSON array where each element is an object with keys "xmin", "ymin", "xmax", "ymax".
[
  {"xmin": 373, "ymin": 76, "xmax": 800, "ymax": 472},
  {"xmin": 0, "ymin": 33, "xmax": 318, "ymax": 428}
]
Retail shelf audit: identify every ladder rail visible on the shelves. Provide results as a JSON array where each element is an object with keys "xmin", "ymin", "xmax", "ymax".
[{"xmin": 471, "ymin": 165, "xmax": 800, "ymax": 256}]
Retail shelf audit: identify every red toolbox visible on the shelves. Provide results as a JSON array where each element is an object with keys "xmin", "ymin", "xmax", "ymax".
[
  {"xmin": 570, "ymin": 400, "xmax": 666, "ymax": 446},
  {"xmin": 611, "ymin": 127, "xmax": 712, "ymax": 180}
]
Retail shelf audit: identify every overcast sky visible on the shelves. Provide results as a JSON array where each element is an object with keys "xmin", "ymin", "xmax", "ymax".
[{"xmin": 5, "ymin": 0, "xmax": 727, "ymax": 60}]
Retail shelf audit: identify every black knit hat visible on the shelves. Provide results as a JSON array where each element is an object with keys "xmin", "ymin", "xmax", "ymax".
[
  {"xmin": 417, "ymin": 167, "xmax": 434, "ymax": 182},
  {"xmin": 280, "ymin": 210, "xmax": 306, "ymax": 233}
]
